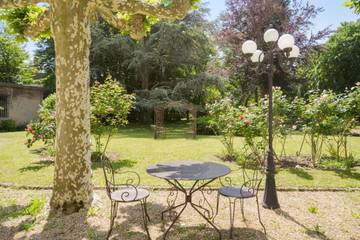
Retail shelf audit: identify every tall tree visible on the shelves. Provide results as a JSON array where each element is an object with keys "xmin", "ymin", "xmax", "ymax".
[
  {"xmin": 298, "ymin": 20, "xmax": 360, "ymax": 92},
  {"xmin": 218, "ymin": 0, "xmax": 330, "ymax": 99},
  {"xmin": 34, "ymin": 38, "xmax": 55, "ymax": 91},
  {"xmin": 0, "ymin": 35, "xmax": 31, "ymax": 83},
  {"xmin": 0, "ymin": 0, "xmax": 196, "ymax": 213}
]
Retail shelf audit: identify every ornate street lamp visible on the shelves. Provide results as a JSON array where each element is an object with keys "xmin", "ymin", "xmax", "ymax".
[{"xmin": 242, "ymin": 29, "xmax": 300, "ymax": 209}]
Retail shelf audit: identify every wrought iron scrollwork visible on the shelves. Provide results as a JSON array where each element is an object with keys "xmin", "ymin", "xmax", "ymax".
[
  {"xmin": 166, "ymin": 187, "xmax": 179, "ymax": 209},
  {"xmin": 195, "ymin": 180, "xmax": 215, "ymax": 220}
]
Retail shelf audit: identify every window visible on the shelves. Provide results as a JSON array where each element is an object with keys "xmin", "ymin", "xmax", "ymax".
[{"xmin": 0, "ymin": 95, "xmax": 8, "ymax": 118}]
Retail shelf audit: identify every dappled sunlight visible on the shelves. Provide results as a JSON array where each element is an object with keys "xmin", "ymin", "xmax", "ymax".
[{"xmin": 0, "ymin": 189, "xmax": 359, "ymax": 239}]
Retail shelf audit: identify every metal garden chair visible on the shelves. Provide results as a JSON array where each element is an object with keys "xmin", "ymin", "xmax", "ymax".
[
  {"xmin": 215, "ymin": 161, "xmax": 266, "ymax": 239},
  {"xmin": 101, "ymin": 156, "xmax": 151, "ymax": 239}
]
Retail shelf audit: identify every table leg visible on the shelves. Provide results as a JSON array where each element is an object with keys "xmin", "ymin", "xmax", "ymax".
[
  {"xmin": 161, "ymin": 202, "xmax": 186, "ymax": 220},
  {"xmin": 161, "ymin": 178, "xmax": 222, "ymax": 240},
  {"xmin": 191, "ymin": 202, "xmax": 222, "ymax": 240},
  {"xmin": 163, "ymin": 203, "xmax": 187, "ymax": 240}
]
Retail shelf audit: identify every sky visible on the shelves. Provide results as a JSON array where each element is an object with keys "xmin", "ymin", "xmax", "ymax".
[
  {"xmin": 22, "ymin": 0, "xmax": 359, "ymax": 58},
  {"xmin": 206, "ymin": 0, "xmax": 358, "ymax": 32}
]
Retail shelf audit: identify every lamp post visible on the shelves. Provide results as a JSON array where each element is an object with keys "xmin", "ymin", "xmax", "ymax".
[{"xmin": 242, "ymin": 29, "xmax": 300, "ymax": 209}]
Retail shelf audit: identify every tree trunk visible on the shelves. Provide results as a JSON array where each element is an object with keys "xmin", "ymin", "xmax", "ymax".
[{"xmin": 50, "ymin": 1, "xmax": 93, "ymax": 213}]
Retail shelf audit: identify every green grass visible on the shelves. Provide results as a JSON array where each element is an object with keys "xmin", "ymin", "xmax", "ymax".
[{"xmin": 0, "ymin": 125, "xmax": 360, "ymax": 188}]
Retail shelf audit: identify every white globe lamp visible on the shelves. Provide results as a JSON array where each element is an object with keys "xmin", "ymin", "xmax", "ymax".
[
  {"xmin": 264, "ymin": 29, "xmax": 279, "ymax": 43},
  {"xmin": 242, "ymin": 40, "xmax": 257, "ymax": 55},
  {"xmin": 277, "ymin": 34, "xmax": 295, "ymax": 50},
  {"xmin": 288, "ymin": 45, "xmax": 300, "ymax": 58},
  {"xmin": 251, "ymin": 50, "xmax": 264, "ymax": 63}
]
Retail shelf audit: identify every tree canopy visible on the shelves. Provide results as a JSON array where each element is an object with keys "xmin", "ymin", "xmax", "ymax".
[
  {"xmin": 0, "ymin": 34, "xmax": 33, "ymax": 83},
  {"xmin": 217, "ymin": 0, "xmax": 330, "ymax": 99},
  {"xmin": 298, "ymin": 20, "xmax": 360, "ymax": 92},
  {"xmin": 344, "ymin": 0, "xmax": 360, "ymax": 13}
]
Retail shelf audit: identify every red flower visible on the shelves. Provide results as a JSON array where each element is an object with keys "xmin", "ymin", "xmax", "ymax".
[
  {"xmin": 244, "ymin": 119, "xmax": 252, "ymax": 126},
  {"xmin": 239, "ymin": 115, "xmax": 245, "ymax": 120}
]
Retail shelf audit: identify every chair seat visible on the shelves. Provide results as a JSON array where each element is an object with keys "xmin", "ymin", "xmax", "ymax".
[
  {"xmin": 110, "ymin": 187, "xmax": 149, "ymax": 202},
  {"xmin": 218, "ymin": 186, "xmax": 255, "ymax": 199}
]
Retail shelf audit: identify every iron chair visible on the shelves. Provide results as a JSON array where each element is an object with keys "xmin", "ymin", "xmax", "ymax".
[
  {"xmin": 101, "ymin": 156, "xmax": 151, "ymax": 239},
  {"xmin": 215, "ymin": 162, "xmax": 266, "ymax": 239}
]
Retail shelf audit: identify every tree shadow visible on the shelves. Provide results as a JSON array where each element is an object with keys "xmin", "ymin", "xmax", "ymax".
[
  {"xmin": 27, "ymin": 209, "xmax": 108, "ymax": 240},
  {"xmin": 0, "ymin": 203, "xmax": 36, "ymax": 240},
  {"xmin": 19, "ymin": 160, "xmax": 53, "ymax": 172},
  {"xmin": 29, "ymin": 147, "xmax": 48, "ymax": 155},
  {"xmin": 91, "ymin": 159, "xmax": 137, "ymax": 170},
  {"xmin": 109, "ymin": 201, "xmax": 167, "ymax": 239},
  {"xmin": 332, "ymin": 169, "xmax": 360, "ymax": 181},
  {"xmin": 288, "ymin": 168, "xmax": 314, "ymax": 180},
  {"xmin": 275, "ymin": 209, "xmax": 331, "ymax": 240},
  {"xmin": 153, "ymin": 226, "xmax": 267, "ymax": 240},
  {"xmin": 118, "ymin": 202, "xmax": 266, "ymax": 240}
]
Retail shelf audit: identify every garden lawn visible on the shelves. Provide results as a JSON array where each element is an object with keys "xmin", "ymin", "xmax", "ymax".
[{"xmin": 0, "ymin": 125, "xmax": 359, "ymax": 188}]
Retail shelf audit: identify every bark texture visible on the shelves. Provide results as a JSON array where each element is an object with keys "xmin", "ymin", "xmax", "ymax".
[{"xmin": 50, "ymin": 0, "xmax": 94, "ymax": 213}]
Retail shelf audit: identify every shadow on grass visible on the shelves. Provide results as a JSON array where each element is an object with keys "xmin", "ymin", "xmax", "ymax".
[
  {"xmin": 332, "ymin": 169, "xmax": 360, "ymax": 181},
  {"xmin": 275, "ymin": 209, "xmax": 331, "ymax": 240},
  {"xmin": 19, "ymin": 160, "xmax": 53, "ymax": 172},
  {"xmin": 91, "ymin": 159, "xmax": 137, "ymax": 170},
  {"xmin": 29, "ymin": 147, "xmax": 48, "ymax": 155},
  {"xmin": 288, "ymin": 168, "xmax": 314, "ymax": 180}
]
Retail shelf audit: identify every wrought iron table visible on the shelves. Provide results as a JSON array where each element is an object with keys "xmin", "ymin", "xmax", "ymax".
[{"xmin": 147, "ymin": 161, "xmax": 231, "ymax": 239}]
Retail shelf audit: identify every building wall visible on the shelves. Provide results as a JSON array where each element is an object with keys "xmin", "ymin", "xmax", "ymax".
[{"xmin": 0, "ymin": 85, "xmax": 44, "ymax": 126}]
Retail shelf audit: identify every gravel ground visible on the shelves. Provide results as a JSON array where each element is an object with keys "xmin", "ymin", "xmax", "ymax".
[{"xmin": 0, "ymin": 188, "xmax": 359, "ymax": 240}]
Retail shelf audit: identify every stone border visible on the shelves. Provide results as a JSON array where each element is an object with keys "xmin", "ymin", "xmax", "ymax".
[{"xmin": 1, "ymin": 183, "xmax": 359, "ymax": 192}]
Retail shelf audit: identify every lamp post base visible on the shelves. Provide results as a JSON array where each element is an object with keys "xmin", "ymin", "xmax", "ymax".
[
  {"xmin": 262, "ymin": 151, "xmax": 280, "ymax": 209},
  {"xmin": 262, "ymin": 174, "xmax": 280, "ymax": 209}
]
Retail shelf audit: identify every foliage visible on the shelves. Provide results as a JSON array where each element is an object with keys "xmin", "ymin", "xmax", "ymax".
[
  {"xmin": 205, "ymin": 84, "xmax": 359, "ymax": 167},
  {"xmin": 90, "ymin": 77, "xmax": 135, "ymax": 158},
  {"xmin": 344, "ymin": 0, "xmax": 360, "ymax": 13},
  {"xmin": 0, "ymin": 36, "xmax": 33, "ymax": 83},
  {"xmin": 25, "ymin": 79, "xmax": 135, "ymax": 158},
  {"xmin": 218, "ymin": 0, "xmax": 331, "ymax": 98},
  {"xmin": 25, "ymin": 93, "xmax": 56, "ymax": 149},
  {"xmin": 0, "ymin": 119, "xmax": 16, "ymax": 131},
  {"xmin": 299, "ymin": 20, "xmax": 360, "ymax": 92},
  {"xmin": 197, "ymin": 116, "xmax": 216, "ymax": 135},
  {"xmin": 299, "ymin": 86, "xmax": 359, "ymax": 166},
  {"xmin": 207, "ymin": 98, "xmax": 267, "ymax": 163},
  {"xmin": 207, "ymin": 98, "xmax": 239, "ymax": 161},
  {"xmin": 0, "ymin": 6, "xmax": 50, "ymax": 42},
  {"xmin": 33, "ymin": 38, "xmax": 55, "ymax": 92},
  {"xmin": 33, "ymin": 5, "xmax": 216, "ymax": 119}
]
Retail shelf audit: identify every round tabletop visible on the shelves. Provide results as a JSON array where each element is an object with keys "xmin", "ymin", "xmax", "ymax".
[{"xmin": 146, "ymin": 161, "xmax": 231, "ymax": 181}]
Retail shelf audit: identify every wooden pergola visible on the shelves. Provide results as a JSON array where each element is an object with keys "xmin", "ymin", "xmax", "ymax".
[{"xmin": 153, "ymin": 101, "xmax": 198, "ymax": 139}]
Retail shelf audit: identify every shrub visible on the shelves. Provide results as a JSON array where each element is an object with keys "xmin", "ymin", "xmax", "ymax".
[
  {"xmin": 196, "ymin": 116, "xmax": 216, "ymax": 135},
  {"xmin": 90, "ymin": 77, "xmax": 135, "ymax": 161},
  {"xmin": 25, "ymin": 77, "xmax": 135, "ymax": 162},
  {"xmin": 25, "ymin": 93, "xmax": 56, "ymax": 149},
  {"xmin": 0, "ymin": 119, "xmax": 16, "ymax": 131},
  {"xmin": 207, "ymin": 98, "xmax": 267, "ymax": 163},
  {"xmin": 207, "ymin": 98, "xmax": 239, "ymax": 161}
]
